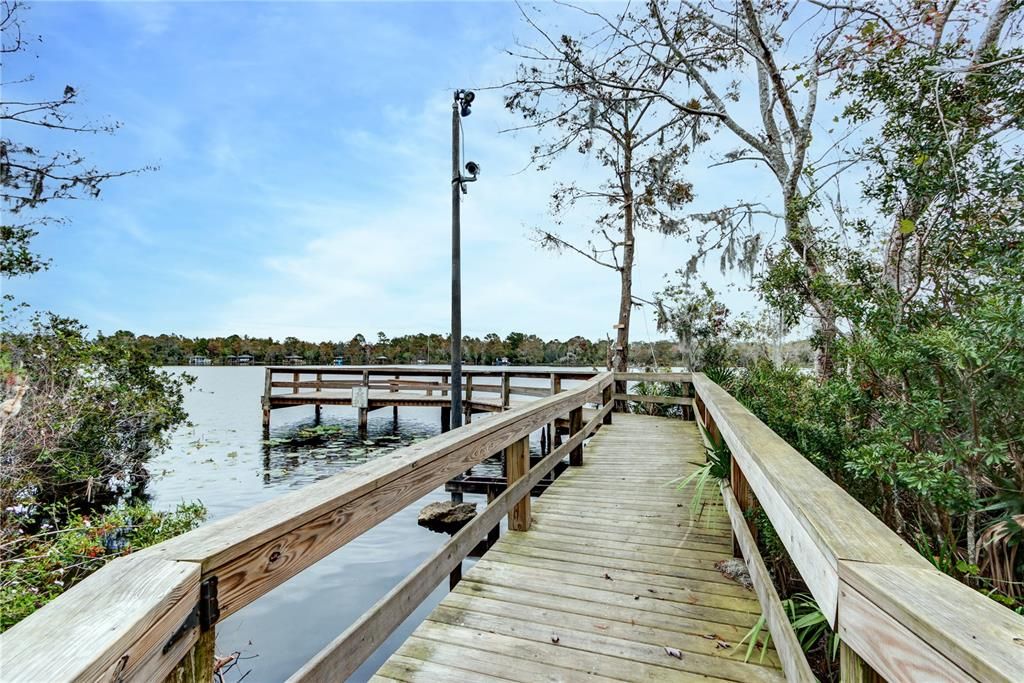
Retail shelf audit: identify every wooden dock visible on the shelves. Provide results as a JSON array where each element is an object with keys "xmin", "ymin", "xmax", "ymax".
[
  {"xmin": 261, "ymin": 365, "xmax": 599, "ymax": 433},
  {"xmin": 5, "ymin": 370, "xmax": 1023, "ymax": 683},
  {"xmin": 375, "ymin": 414, "xmax": 785, "ymax": 682}
]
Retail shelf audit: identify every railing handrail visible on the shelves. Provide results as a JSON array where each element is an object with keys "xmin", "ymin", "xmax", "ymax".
[
  {"xmin": 0, "ymin": 372, "xmax": 613, "ymax": 682},
  {"xmin": 265, "ymin": 365, "xmax": 600, "ymax": 379},
  {"xmin": 690, "ymin": 372, "xmax": 1024, "ymax": 682}
]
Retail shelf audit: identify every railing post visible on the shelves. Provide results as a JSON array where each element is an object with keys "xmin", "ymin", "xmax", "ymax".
[
  {"xmin": 506, "ymin": 435, "xmax": 531, "ymax": 531},
  {"xmin": 262, "ymin": 368, "xmax": 272, "ymax": 433},
  {"xmin": 163, "ymin": 627, "xmax": 215, "ymax": 683},
  {"xmin": 569, "ymin": 406, "xmax": 584, "ymax": 466},
  {"xmin": 441, "ymin": 372, "xmax": 449, "ymax": 397},
  {"xmin": 501, "ymin": 372, "xmax": 511, "ymax": 410},
  {"xmin": 292, "ymin": 371, "xmax": 300, "ymax": 394},
  {"xmin": 840, "ymin": 642, "xmax": 885, "ymax": 683},
  {"xmin": 358, "ymin": 369, "xmax": 369, "ymax": 432},
  {"xmin": 314, "ymin": 372, "xmax": 323, "ymax": 422},
  {"xmin": 613, "ymin": 377, "xmax": 627, "ymax": 413},
  {"xmin": 463, "ymin": 375, "xmax": 473, "ymax": 424},
  {"xmin": 602, "ymin": 383, "xmax": 613, "ymax": 425},
  {"xmin": 548, "ymin": 373, "xmax": 561, "ymax": 452}
]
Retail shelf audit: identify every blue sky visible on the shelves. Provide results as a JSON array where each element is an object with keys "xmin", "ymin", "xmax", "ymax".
[{"xmin": 4, "ymin": 1, "xmax": 778, "ymax": 342}]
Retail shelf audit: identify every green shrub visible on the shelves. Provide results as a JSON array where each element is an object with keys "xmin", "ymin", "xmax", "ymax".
[{"xmin": 0, "ymin": 501, "xmax": 205, "ymax": 632}]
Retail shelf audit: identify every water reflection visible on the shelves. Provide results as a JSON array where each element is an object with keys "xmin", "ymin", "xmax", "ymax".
[{"xmin": 260, "ymin": 413, "xmax": 436, "ymax": 486}]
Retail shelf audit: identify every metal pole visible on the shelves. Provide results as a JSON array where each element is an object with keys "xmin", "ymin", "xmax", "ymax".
[{"xmin": 450, "ymin": 95, "xmax": 463, "ymax": 429}]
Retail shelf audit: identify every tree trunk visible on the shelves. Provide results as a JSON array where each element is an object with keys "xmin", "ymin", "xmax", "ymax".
[
  {"xmin": 787, "ymin": 205, "xmax": 837, "ymax": 379},
  {"xmin": 614, "ymin": 142, "xmax": 635, "ymax": 374}
]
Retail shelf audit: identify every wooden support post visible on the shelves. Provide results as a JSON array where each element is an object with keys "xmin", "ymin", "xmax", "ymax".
[
  {"xmin": 730, "ymin": 451, "xmax": 758, "ymax": 558},
  {"xmin": 292, "ymin": 371, "xmax": 300, "ymax": 394},
  {"xmin": 840, "ymin": 641, "xmax": 885, "ymax": 683},
  {"xmin": 441, "ymin": 373, "xmax": 449, "ymax": 397},
  {"xmin": 162, "ymin": 626, "xmax": 215, "ymax": 683},
  {"xmin": 602, "ymin": 384, "xmax": 613, "ymax": 425},
  {"xmin": 501, "ymin": 373, "xmax": 511, "ymax": 410},
  {"xmin": 463, "ymin": 375, "xmax": 473, "ymax": 424},
  {"xmin": 613, "ymin": 378, "xmax": 627, "ymax": 412},
  {"xmin": 569, "ymin": 406, "xmax": 584, "ymax": 466},
  {"xmin": 392, "ymin": 406, "xmax": 398, "ymax": 422},
  {"xmin": 357, "ymin": 369, "xmax": 370, "ymax": 433},
  {"xmin": 392, "ymin": 374, "xmax": 399, "ymax": 393},
  {"xmin": 548, "ymin": 374, "xmax": 560, "ymax": 453},
  {"xmin": 486, "ymin": 487, "xmax": 500, "ymax": 547},
  {"xmin": 440, "ymin": 406, "xmax": 451, "ymax": 433},
  {"xmin": 505, "ymin": 435, "xmax": 531, "ymax": 531},
  {"xmin": 314, "ymin": 404, "xmax": 322, "ymax": 423},
  {"xmin": 262, "ymin": 368, "xmax": 272, "ymax": 434}
]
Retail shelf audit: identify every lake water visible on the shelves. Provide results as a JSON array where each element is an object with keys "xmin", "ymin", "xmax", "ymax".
[{"xmin": 147, "ymin": 366, "xmax": 562, "ymax": 682}]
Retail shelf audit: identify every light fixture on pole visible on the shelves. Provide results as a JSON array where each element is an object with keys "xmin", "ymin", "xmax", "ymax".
[{"xmin": 450, "ymin": 89, "xmax": 479, "ymax": 430}]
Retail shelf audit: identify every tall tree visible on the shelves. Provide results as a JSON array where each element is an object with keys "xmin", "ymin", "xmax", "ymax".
[
  {"xmin": 503, "ymin": 5, "xmax": 696, "ymax": 371},
  {"xmin": 0, "ymin": 0, "xmax": 143, "ymax": 277},
  {"xmin": 586, "ymin": 0, "xmax": 1021, "ymax": 377}
]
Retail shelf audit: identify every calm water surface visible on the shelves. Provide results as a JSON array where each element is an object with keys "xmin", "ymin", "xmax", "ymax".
[
  {"xmin": 148, "ymin": 366, "xmax": 566, "ymax": 682},
  {"xmin": 150, "ymin": 367, "xmax": 471, "ymax": 681}
]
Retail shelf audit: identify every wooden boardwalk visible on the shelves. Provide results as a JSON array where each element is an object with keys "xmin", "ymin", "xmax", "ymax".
[
  {"xmin": 9, "ymin": 371, "xmax": 1022, "ymax": 682},
  {"xmin": 373, "ymin": 414, "xmax": 785, "ymax": 682}
]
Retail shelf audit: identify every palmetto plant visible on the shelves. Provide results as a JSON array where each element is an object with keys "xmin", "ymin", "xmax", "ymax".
[
  {"xmin": 703, "ymin": 364, "xmax": 736, "ymax": 391},
  {"xmin": 735, "ymin": 593, "xmax": 838, "ymax": 664},
  {"xmin": 673, "ymin": 423, "xmax": 731, "ymax": 519}
]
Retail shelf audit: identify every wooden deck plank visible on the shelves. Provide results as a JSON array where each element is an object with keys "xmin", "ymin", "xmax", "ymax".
[
  {"xmin": 377, "ymin": 655, "xmax": 515, "ymax": 682},
  {"xmin": 374, "ymin": 413, "xmax": 782, "ymax": 681},
  {"xmin": 396, "ymin": 635, "xmax": 623, "ymax": 683},
  {"xmin": 483, "ymin": 544, "xmax": 758, "ymax": 599},
  {"xmin": 454, "ymin": 579, "xmax": 765, "ymax": 645}
]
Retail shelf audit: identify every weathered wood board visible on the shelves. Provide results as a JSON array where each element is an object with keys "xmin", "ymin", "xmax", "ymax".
[{"xmin": 369, "ymin": 413, "xmax": 786, "ymax": 682}]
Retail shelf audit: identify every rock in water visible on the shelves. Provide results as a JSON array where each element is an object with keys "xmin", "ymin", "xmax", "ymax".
[
  {"xmin": 417, "ymin": 501, "xmax": 478, "ymax": 533},
  {"xmin": 714, "ymin": 558, "xmax": 753, "ymax": 590}
]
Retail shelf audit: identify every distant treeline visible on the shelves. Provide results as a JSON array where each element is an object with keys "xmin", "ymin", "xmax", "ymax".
[{"xmin": 108, "ymin": 330, "xmax": 815, "ymax": 368}]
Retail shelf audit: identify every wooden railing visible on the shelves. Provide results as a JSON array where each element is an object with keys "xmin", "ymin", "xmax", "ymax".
[
  {"xmin": 690, "ymin": 372, "xmax": 1024, "ymax": 683},
  {"xmin": 0, "ymin": 371, "xmax": 614, "ymax": 682},
  {"xmin": 266, "ymin": 368, "xmax": 587, "ymax": 397},
  {"xmin": 262, "ymin": 365, "xmax": 599, "ymax": 428},
  {"xmin": 612, "ymin": 371, "xmax": 694, "ymax": 409},
  {"xmin": 6, "ymin": 368, "xmax": 1020, "ymax": 682}
]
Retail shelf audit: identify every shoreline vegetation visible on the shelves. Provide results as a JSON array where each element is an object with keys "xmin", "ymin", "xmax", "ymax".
[{"xmin": 106, "ymin": 329, "xmax": 817, "ymax": 369}]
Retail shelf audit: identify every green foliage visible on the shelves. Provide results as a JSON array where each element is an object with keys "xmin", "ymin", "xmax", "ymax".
[
  {"xmin": 628, "ymin": 374, "xmax": 690, "ymax": 417},
  {"xmin": 702, "ymin": 365, "xmax": 735, "ymax": 391},
  {"xmin": 654, "ymin": 278, "xmax": 737, "ymax": 372},
  {"xmin": 1, "ymin": 313, "xmax": 193, "ymax": 510},
  {"xmin": 736, "ymin": 593, "xmax": 837, "ymax": 667},
  {"xmin": 0, "ymin": 501, "xmax": 206, "ymax": 632},
  {"xmin": 674, "ymin": 423, "xmax": 730, "ymax": 519}
]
